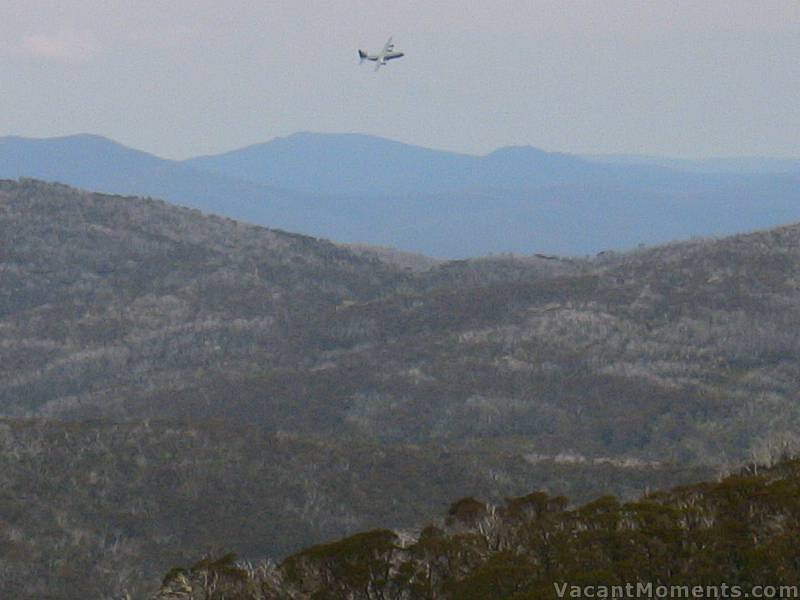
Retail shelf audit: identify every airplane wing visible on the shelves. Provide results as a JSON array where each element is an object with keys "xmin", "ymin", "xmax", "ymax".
[
  {"xmin": 360, "ymin": 37, "xmax": 399, "ymax": 70},
  {"xmin": 375, "ymin": 37, "xmax": 393, "ymax": 69}
]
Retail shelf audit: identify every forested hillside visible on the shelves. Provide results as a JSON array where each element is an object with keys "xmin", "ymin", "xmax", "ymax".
[
  {"xmin": 0, "ymin": 419, "xmax": 709, "ymax": 600},
  {"xmin": 0, "ymin": 178, "xmax": 406, "ymax": 418},
  {"xmin": 153, "ymin": 457, "xmax": 800, "ymax": 599},
  {"xmin": 2, "ymin": 179, "xmax": 800, "ymax": 598},
  {"xmin": 5, "ymin": 178, "xmax": 800, "ymax": 467}
]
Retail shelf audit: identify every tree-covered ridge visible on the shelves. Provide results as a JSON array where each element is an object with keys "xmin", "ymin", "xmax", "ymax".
[
  {"xmin": 0, "ymin": 418, "xmax": 708, "ymax": 600},
  {"xmin": 154, "ymin": 457, "xmax": 800, "ymax": 599},
  {"xmin": 4, "ymin": 178, "xmax": 800, "ymax": 468},
  {"xmin": 0, "ymin": 178, "xmax": 409, "ymax": 417}
]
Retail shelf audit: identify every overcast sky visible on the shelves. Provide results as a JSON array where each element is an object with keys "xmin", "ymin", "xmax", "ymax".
[{"xmin": 0, "ymin": 1, "xmax": 798, "ymax": 159}]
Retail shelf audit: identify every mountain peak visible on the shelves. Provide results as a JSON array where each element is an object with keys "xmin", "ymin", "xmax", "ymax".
[
  {"xmin": 486, "ymin": 144, "xmax": 550, "ymax": 158},
  {"xmin": 485, "ymin": 144, "xmax": 590, "ymax": 166}
]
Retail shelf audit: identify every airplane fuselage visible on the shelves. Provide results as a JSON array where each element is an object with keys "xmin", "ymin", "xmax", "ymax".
[
  {"xmin": 358, "ymin": 38, "xmax": 404, "ymax": 69},
  {"xmin": 358, "ymin": 50, "xmax": 405, "ymax": 63}
]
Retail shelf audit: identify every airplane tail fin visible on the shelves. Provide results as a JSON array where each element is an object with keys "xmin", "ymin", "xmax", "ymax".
[{"xmin": 358, "ymin": 49, "xmax": 366, "ymax": 64}]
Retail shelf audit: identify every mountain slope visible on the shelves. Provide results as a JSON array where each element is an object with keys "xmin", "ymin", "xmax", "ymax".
[
  {"xmin": 1, "ymin": 418, "xmax": 709, "ymax": 600},
  {"xmin": 4, "ymin": 180, "xmax": 800, "ymax": 598},
  {"xmin": 0, "ymin": 178, "xmax": 408, "ymax": 416},
  {"xmin": 4, "ymin": 179, "xmax": 800, "ymax": 462}
]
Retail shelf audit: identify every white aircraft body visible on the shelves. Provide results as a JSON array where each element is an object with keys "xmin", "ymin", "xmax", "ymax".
[{"xmin": 358, "ymin": 37, "xmax": 404, "ymax": 70}]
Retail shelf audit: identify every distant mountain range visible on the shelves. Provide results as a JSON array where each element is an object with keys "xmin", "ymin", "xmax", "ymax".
[
  {"xmin": 582, "ymin": 152, "xmax": 800, "ymax": 175},
  {"xmin": 1, "ymin": 132, "xmax": 799, "ymax": 257}
]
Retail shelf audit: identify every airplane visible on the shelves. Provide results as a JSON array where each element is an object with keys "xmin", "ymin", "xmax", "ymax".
[{"xmin": 358, "ymin": 37, "xmax": 405, "ymax": 70}]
